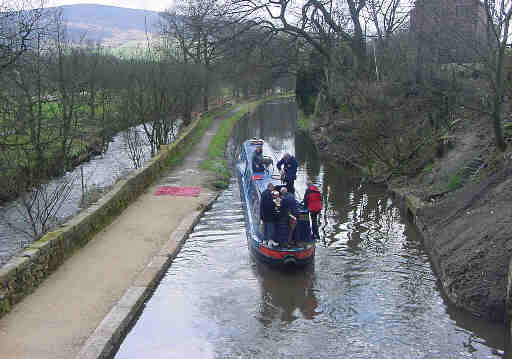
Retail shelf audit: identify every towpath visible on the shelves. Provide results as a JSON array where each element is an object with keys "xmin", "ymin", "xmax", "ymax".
[{"xmin": 0, "ymin": 114, "xmax": 225, "ymax": 358}]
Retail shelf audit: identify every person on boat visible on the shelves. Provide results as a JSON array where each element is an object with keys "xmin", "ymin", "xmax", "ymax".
[
  {"xmin": 279, "ymin": 187, "xmax": 299, "ymax": 246},
  {"xmin": 276, "ymin": 153, "xmax": 298, "ymax": 193},
  {"xmin": 260, "ymin": 182, "xmax": 279, "ymax": 247},
  {"xmin": 272, "ymin": 189, "xmax": 281, "ymax": 208},
  {"xmin": 252, "ymin": 145, "xmax": 265, "ymax": 172},
  {"xmin": 303, "ymin": 181, "xmax": 322, "ymax": 239}
]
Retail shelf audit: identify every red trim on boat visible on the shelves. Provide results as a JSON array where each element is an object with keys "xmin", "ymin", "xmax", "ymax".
[
  {"xmin": 296, "ymin": 247, "xmax": 315, "ymax": 259},
  {"xmin": 259, "ymin": 246, "xmax": 287, "ymax": 259},
  {"xmin": 252, "ymin": 175, "xmax": 264, "ymax": 180},
  {"xmin": 258, "ymin": 245, "xmax": 314, "ymax": 260}
]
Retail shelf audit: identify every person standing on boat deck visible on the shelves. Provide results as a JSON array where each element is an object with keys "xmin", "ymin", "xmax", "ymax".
[
  {"xmin": 303, "ymin": 181, "xmax": 322, "ymax": 239},
  {"xmin": 260, "ymin": 182, "xmax": 279, "ymax": 247},
  {"xmin": 252, "ymin": 145, "xmax": 265, "ymax": 172},
  {"xmin": 279, "ymin": 187, "xmax": 298, "ymax": 245},
  {"xmin": 276, "ymin": 153, "xmax": 298, "ymax": 193}
]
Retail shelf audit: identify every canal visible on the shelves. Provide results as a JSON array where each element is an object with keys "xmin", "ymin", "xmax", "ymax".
[{"xmin": 114, "ymin": 100, "xmax": 507, "ymax": 358}]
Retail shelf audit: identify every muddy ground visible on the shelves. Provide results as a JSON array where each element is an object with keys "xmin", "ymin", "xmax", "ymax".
[{"xmin": 311, "ymin": 106, "xmax": 512, "ymax": 322}]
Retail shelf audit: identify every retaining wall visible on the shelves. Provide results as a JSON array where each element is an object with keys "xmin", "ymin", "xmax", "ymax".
[{"xmin": 0, "ymin": 115, "xmax": 202, "ymax": 319}]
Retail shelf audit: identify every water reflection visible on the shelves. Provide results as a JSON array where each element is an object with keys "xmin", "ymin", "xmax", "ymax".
[
  {"xmin": 255, "ymin": 263, "xmax": 320, "ymax": 325},
  {"xmin": 295, "ymin": 130, "xmax": 321, "ymax": 180},
  {"xmin": 231, "ymin": 101, "xmax": 296, "ymax": 158}
]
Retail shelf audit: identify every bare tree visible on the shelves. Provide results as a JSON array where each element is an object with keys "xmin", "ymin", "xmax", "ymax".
[
  {"xmin": 411, "ymin": 0, "xmax": 512, "ymax": 151},
  {"xmin": 364, "ymin": 0, "xmax": 411, "ymax": 80},
  {"xmin": 160, "ymin": 0, "xmax": 224, "ymax": 111},
  {"xmin": 117, "ymin": 53, "xmax": 187, "ymax": 156},
  {"xmin": 484, "ymin": 0, "xmax": 512, "ymax": 151},
  {"xmin": 0, "ymin": 16, "xmax": 59, "ymax": 193},
  {"xmin": 226, "ymin": 0, "xmax": 367, "ymax": 70},
  {"xmin": 123, "ymin": 126, "xmax": 147, "ymax": 169},
  {"xmin": 366, "ymin": 0, "xmax": 409, "ymax": 41},
  {"xmin": 1, "ymin": 172, "xmax": 76, "ymax": 240},
  {"xmin": 51, "ymin": 18, "xmax": 83, "ymax": 170},
  {"xmin": 0, "ymin": 0, "xmax": 47, "ymax": 73}
]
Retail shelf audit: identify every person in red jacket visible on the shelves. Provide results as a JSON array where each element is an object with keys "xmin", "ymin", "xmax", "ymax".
[{"xmin": 303, "ymin": 181, "xmax": 322, "ymax": 239}]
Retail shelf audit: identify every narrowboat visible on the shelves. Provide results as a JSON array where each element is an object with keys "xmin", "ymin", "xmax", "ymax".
[{"xmin": 236, "ymin": 138, "xmax": 315, "ymax": 268}]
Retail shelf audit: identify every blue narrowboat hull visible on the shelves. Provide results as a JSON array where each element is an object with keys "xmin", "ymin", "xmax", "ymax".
[{"xmin": 236, "ymin": 139, "xmax": 315, "ymax": 268}]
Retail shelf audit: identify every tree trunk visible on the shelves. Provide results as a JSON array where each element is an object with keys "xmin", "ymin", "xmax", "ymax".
[
  {"xmin": 492, "ymin": 44, "xmax": 507, "ymax": 152},
  {"xmin": 202, "ymin": 92, "xmax": 209, "ymax": 112},
  {"xmin": 491, "ymin": 6, "xmax": 512, "ymax": 152}
]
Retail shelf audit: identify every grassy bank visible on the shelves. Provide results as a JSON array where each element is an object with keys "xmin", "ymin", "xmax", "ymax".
[
  {"xmin": 200, "ymin": 103, "xmax": 249, "ymax": 189},
  {"xmin": 168, "ymin": 105, "xmax": 234, "ymax": 170},
  {"xmin": 297, "ymin": 109, "xmax": 314, "ymax": 132},
  {"xmin": 201, "ymin": 98, "xmax": 272, "ymax": 189}
]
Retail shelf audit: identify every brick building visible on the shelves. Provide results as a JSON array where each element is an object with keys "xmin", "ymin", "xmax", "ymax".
[{"xmin": 410, "ymin": 0, "xmax": 488, "ymax": 63}]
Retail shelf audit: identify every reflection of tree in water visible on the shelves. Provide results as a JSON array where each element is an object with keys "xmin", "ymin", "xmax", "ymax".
[
  {"xmin": 320, "ymin": 164, "xmax": 401, "ymax": 250},
  {"xmin": 254, "ymin": 263, "xmax": 319, "ymax": 326},
  {"xmin": 255, "ymin": 101, "xmax": 297, "ymax": 144},
  {"xmin": 230, "ymin": 101, "xmax": 297, "ymax": 153},
  {"xmin": 294, "ymin": 131, "xmax": 321, "ymax": 180}
]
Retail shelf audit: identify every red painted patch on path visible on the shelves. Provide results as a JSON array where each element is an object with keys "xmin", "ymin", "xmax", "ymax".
[{"xmin": 154, "ymin": 186, "xmax": 201, "ymax": 197}]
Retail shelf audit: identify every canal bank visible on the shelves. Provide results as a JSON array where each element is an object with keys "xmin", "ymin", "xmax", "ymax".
[
  {"xmin": 390, "ymin": 184, "xmax": 512, "ymax": 350},
  {"xmin": 0, "ymin": 101, "xmax": 252, "ymax": 359},
  {"xmin": 306, "ymin": 102, "xmax": 512, "ymax": 330}
]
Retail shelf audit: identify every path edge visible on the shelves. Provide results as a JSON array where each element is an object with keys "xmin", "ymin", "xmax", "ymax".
[{"xmin": 75, "ymin": 192, "xmax": 220, "ymax": 359}]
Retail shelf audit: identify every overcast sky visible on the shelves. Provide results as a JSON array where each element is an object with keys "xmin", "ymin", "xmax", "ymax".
[{"xmin": 46, "ymin": 0, "xmax": 172, "ymax": 12}]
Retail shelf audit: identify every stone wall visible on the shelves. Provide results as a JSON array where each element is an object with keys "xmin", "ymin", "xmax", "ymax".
[{"xmin": 0, "ymin": 115, "xmax": 202, "ymax": 319}]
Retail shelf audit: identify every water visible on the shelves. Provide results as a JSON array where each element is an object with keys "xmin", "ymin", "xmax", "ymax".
[
  {"xmin": 0, "ymin": 124, "xmax": 176, "ymax": 266},
  {"xmin": 114, "ymin": 100, "xmax": 507, "ymax": 358}
]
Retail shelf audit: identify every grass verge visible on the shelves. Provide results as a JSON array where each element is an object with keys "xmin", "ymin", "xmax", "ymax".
[
  {"xmin": 201, "ymin": 98, "xmax": 271, "ymax": 189},
  {"xmin": 297, "ymin": 109, "xmax": 314, "ymax": 132},
  {"xmin": 167, "ymin": 105, "xmax": 233, "ymax": 169},
  {"xmin": 200, "ymin": 103, "xmax": 249, "ymax": 189}
]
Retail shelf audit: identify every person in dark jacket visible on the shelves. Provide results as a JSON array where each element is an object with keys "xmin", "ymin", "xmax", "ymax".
[
  {"xmin": 276, "ymin": 153, "xmax": 298, "ymax": 193},
  {"xmin": 279, "ymin": 187, "xmax": 297, "ymax": 217},
  {"xmin": 252, "ymin": 146, "xmax": 265, "ymax": 172},
  {"xmin": 279, "ymin": 187, "xmax": 299, "ymax": 245},
  {"xmin": 260, "ymin": 182, "xmax": 279, "ymax": 246},
  {"xmin": 303, "ymin": 181, "xmax": 322, "ymax": 239}
]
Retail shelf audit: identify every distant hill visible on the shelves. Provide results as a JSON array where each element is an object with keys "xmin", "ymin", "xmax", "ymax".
[{"xmin": 51, "ymin": 4, "xmax": 163, "ymax": 49}]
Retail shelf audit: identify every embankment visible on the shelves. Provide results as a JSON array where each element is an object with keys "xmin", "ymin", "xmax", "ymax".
[
  {"xmin": 0, "ymin": 113, "xmax": 205, "ymax": 320},
  {"xmin": 307, "ymin": 113, "xmax": 512, "ymax": 326},
  {"xmin": 390, "ymin": 176, "xmax": 511, "ymax": 323}
]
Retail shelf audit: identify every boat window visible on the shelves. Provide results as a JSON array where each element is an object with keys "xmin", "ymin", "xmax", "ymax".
[
  {"xmin": 239, "ymin": 149, "xmax": 247, "ymax": 174},
  {"xmin": 249, "ymin": 183, "xmax": 260, "ymax": 225}
]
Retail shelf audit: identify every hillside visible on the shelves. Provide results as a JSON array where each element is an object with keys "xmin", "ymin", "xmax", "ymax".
[{"xmin": 52, "ymin": 4, "xmax": 162, "ymax": 48}]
